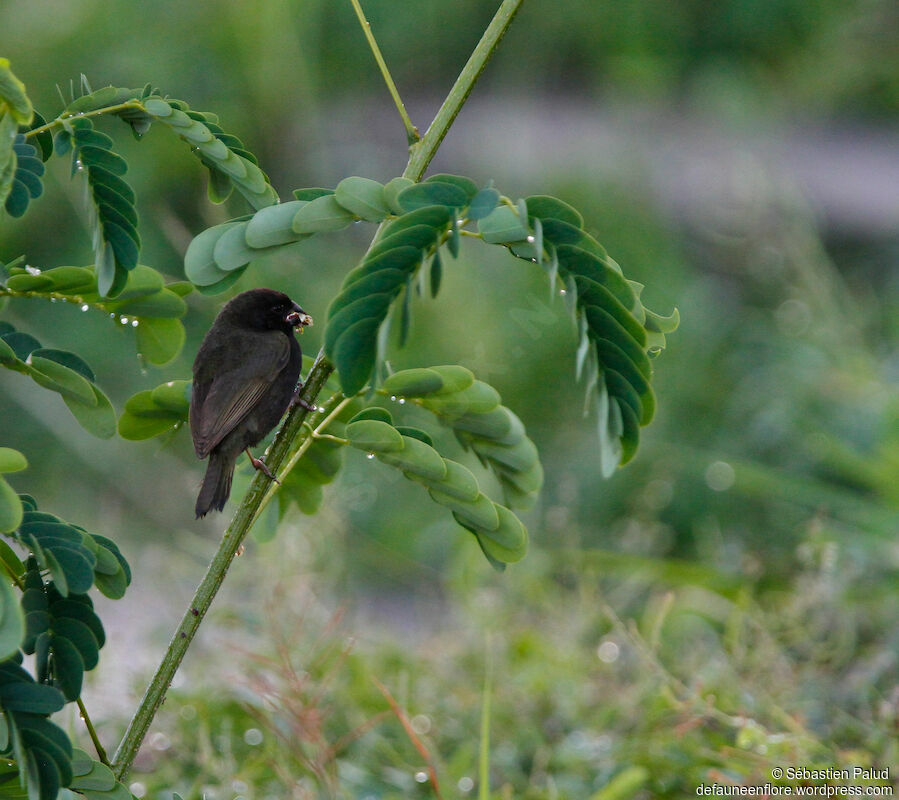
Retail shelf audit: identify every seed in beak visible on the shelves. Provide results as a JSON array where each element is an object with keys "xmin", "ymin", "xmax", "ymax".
[{"xmin": 286, "ymin": 310, "xmax": 313, "ymax": 328}]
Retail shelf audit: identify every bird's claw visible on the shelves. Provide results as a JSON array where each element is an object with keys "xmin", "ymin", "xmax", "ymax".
[
  {"xmin": 246, "ymin": 451, "xmax": 280, "ymax": 483},
  {"xmin": 291, "ymin": 385, "xmax": 316, "ymax": 412}
]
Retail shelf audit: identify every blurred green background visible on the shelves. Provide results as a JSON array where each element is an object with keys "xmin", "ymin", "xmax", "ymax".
[{"xmin": 2, "ymin": 1, "xmax": 898, "ymax": 797}]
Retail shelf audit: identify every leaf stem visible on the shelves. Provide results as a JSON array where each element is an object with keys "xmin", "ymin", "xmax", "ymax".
[
  {"xmin": 349, "ymin": 0, "xmax": 420, "ymax": 146},
  {"xmin": 111, "ymin": 0, "xmax": 525, "ymax": 779},
  {"xmin": 23, "ymin": 101, "xmax": 145, "ymax": 139},
  {"xmin": 77, "ymin": 696, "xmax": 110, "ymax": 765},
  {"xmin": 404, "ymin": 0, "xmax": 525, "ymax": 182},
  {"xmin": 252, "ymin": 393, "xmax": 355, "ymax": 522}
]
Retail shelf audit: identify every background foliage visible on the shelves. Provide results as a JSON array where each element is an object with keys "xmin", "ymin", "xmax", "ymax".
[{"xmin": 1, "ymin": 0, "xmax": 898, "ymax": 797}]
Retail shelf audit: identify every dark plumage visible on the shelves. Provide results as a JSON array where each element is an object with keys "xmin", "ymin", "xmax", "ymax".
[{"xmin": 190, "ymin": 289, "xmax": 312, "ymax": 518}]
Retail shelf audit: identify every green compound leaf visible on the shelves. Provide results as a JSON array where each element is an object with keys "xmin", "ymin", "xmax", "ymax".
[
  {"xmin": 13, "ymin": 506, "xmax": 130, "ymax": 602},
  {"xmin": 478, "ymin": 192, "xmax": 679, "ymax": 475},
  {"xmin": 380, "ymin": 367, "xmax": 543, "ymax": 511},
  {"xmin": 1, "ymin": 266, "xmax": 187, "ymax": 370},
  {"xmin": 0, "ymin": 323, "xmax": 117, "ymax": 439},
  {"xmin": 57, "ymin": 118, "xmax": 140, "ymax": 298},
  {"xmin": 345, "ymin": 419, "xmax": 527, "ymax": 568},
  {"xmin": 138, "ymin": 95, "xmax": 278, "ymax": 210}
]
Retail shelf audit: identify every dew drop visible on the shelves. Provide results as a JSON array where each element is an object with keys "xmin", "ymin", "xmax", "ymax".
[
  {"xmin": 366, "ymin": 453, "xmax": 375, "ymax": 460},
  {"xmin": 458, "ymin": 776, "xmax": 474, "ymax": 793},
  {"xmin": 559, "ymin": 289, "xmax": 567, "ymax": 295},
  {"xmin": 131, "ymin": 319, "xmax": 139, "ymax": 327},
  {"xmin": 243, "ymin": 728, "xmax": 263, "ymax": 745},
  {"xmin": 25, "ymin": 265, "xmax": 42, "ymax": 275},
  {"xmin": 597, "ymin": 639, "xmax": 620, "ymax": 663},
  {"xmin": 109, "ymin": 312, "xmax": 116, "ymax": 318},
  {"xmin": 50, "ymin": 297, "xmax": 57, "ymax": 303},
  {"xmin": 527, "ymin": 235, "xmax": 535, "ymax": 243},
  {"xmin": 398, "ymin": 398, "xmax": 406, "ymax": 404},
  {"xmin": 410, "ymin": 714, "xmax": 431, "ymax": 734},
  {"xmin": 120, "ymin": 316, "xmax": 129, "ymax": 325},
  {"xmin": 705, "ymin": 461, "xmax": 735, "ymax": 492},
  {"xmin": 81, "ymin": 304, "xmax": 89, "ymax": 312},
  {"xmin": 414, "ymin": 772, "xmax": 428, "ymax": 783}
]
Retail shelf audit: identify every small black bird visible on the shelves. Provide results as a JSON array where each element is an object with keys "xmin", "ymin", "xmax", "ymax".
[{"xmin": 190, "ymin": 289, "xmax": 313, "ymax": 518}]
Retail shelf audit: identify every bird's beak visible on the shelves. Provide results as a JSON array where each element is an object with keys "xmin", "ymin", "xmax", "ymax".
[{"xmin": 286, "ymin": 307, "xmax": 313, "ymax": 331}]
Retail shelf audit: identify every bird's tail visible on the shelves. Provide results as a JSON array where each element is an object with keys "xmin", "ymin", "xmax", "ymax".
[{"xmin": 195, "ymin": 451, "xmax": 235, "ymax": 518}]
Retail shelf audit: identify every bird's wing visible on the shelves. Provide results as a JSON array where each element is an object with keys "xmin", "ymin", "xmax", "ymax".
[{"xmin": 190, "ymin": 331, "xmax": 291, "ymax": 458}]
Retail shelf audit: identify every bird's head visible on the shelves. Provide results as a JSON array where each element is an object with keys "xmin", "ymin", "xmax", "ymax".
[{"xmin": 222, "ymin": 289, "xmax": 313, "ymax": 334}]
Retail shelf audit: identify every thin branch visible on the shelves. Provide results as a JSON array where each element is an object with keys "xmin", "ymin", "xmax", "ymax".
[
  {"xmin": 405, "ymin": 0, "xmax": 525, "ymax": 182},
  {"xmin": 77, "ymin": 697, "xmax": 110, "ymax": 766},
  {"xmin": 23, "ymin": 101, "xmax": 145, "ymax": 139},
  {"xmin": 111, "ymin": 0, "xmax": 525, "ymax": 779},
  {"xmin": 349, "ymin": 0, "xmax": 419, "ymax": 145},
  {"xmin": 110, "ymin": 352, "xmax": 334, "ymax": 780}
]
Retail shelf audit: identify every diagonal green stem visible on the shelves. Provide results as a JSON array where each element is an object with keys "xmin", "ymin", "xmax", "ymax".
[
  {"xmin": 349, "ymin": 0, "xmax": 419, "ymax": 145},
  {"xmin": 110, "ymin": 352, "xmax": 334, "ymax": 780},
  {"xmin": 23, "ymin": 102, "xmax": 145, "ymax": 139},
  {"xmin": 405, "ymin": 0, "xmax": 524, "ymax": 181},
  {"xmin": 77, "ymin": 697, "xmax": 110, "ymax": 765},
  {"xmin": 110, "ymin": 0, "xmax": 525, "ymax": 780}
]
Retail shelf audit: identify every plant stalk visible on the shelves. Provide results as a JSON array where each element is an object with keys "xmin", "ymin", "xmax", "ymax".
[
  {"xmin": 111, "ymin": 0, "xmax": 524, "ymax": 779},
  {"xmin": 405, "ymin": 0, "xmax": 524, "ymax": 181},
  {"xmin": 77, "ymin": 697, "xmax": 109, "ymax": 766},
  {"xmin": 349, "ymin": 0, "xmax": 419, "ymax": 145},
  {"xmin": 110, "ymin": 353, "xmax": 333, "ymax": 779}
]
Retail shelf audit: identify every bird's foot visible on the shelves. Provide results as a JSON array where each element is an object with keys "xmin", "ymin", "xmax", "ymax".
[
  {"xmin": 245, "ymin": 449, "xmax": 280, "ymax": 483},
  {"xmin": 291, "ymin": 384, "xmax": 316, "ymax": 412}
]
